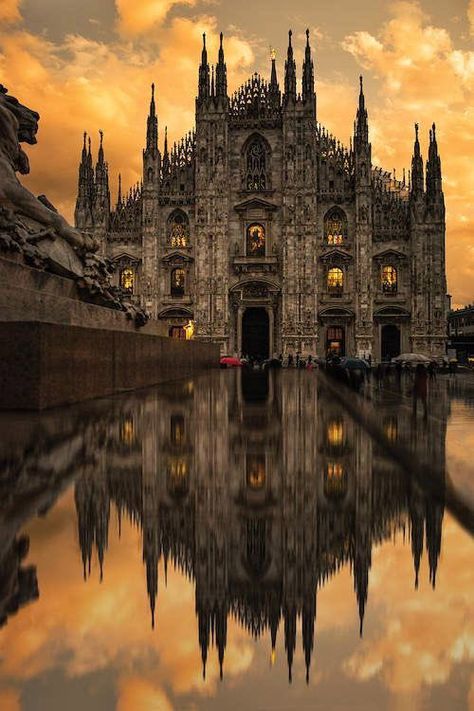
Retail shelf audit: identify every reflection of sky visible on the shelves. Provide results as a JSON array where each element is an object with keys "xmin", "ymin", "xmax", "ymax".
[
  {"xmin": 1, "ymin": 0, "xmax": 473, "ymax": 305},
  {"xmin": 0, "ymin": 375, "xmax": 473, "ymax": 710},
  {"xmin": 0, "ymin": 498, "xmax": 472, "ymax": 710}
]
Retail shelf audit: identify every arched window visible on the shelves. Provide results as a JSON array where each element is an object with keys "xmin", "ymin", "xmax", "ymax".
[
  {"xmin": 327, "ymin": 267, "xmax": 343, "ymax": 295},
  {"xmin": 381, "ymin": 265, "xmax": 397, "ymax": 293},
  {"xmin": 168, "ymin": 210, "xmax": 189, "ymax": 248},
  {"xmin": 246, "ymin": 223, "xmax": 266, "ymax": 257},
  {"xmin": 246, "ymin": 454, "xmax": 266, "ymax": 490},
  {"xmin": 324, "ymin": 461, "xmax": 347, "ymax": 500},
  {"xmin": 324, "ymin": 207, "xmax": 348, "ymax": 245},
  {"xmin": 245, "ymin": 137, "xmax": 267, "ymax": 191},
  {"xmin": 171, "ymin": 268, "xmax": 185, "ymax": 297},
  {"xmin": 170, "ymin": 414, "xmax": 185, "ymax": 446},
  {"xmin": 120, "ymin": 267, "xmax": 134, "ymax": 293}
]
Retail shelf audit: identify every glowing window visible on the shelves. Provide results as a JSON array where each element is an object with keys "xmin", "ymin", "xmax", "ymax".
[
  {"xmin": 324, "ymin": 208, "xmax": 347, "ymax": 245},
  {"xmin": 170, "ymin": 415, "xmax": 185, "ymax": 446},
  {"xmin": 382, "ymin": 265, "xmax": 397, "ymax": 293},
  {"xmin": 324, "ymin": 461, "xmax": 347, "ymax": 500},
  {"xmin": 120, "ymin": 267, "xmax": 134, "ymax": 293},
  {"xmin": 171, "ymin": 268, "xmax": 185, "ymax": 296},
  {"xmin": 168, "ymin": 211, "xmax": 189, "ymax": 248},
  {"xmin": 246, "ymin": 223, "xmax": 266, "ymax": 257},
  {"xmin": 327, "ymin": 267, "xmax": 343, "ymax": 294},
  {"xmin": 326, "ymin": 420, "xmax": 344, "ymax": 449},
  {"xmin": 246, "ymin": 454, "xmax": 266, "ymax": 490}
]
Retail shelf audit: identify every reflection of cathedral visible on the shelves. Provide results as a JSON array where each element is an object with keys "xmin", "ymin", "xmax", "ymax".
[
  {"xmin": 75, "ymin": 31, "xmax": 448, "ymax": 359},
  {"xmin": 73, "ymin": 372, "xmax": 447, "ymax": 682}
]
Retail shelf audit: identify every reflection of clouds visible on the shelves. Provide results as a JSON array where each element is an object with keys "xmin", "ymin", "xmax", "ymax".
[
  {"xmin": 0, "ymin": 491, "xmax": 254, "ymax": 700},
  {"xmin": 344, "ymin": 517, "xmax": 474, "ymax": 695},
  {"xmin": 0, "ymin": 688, "xmax": 20, "ymax": 711}
]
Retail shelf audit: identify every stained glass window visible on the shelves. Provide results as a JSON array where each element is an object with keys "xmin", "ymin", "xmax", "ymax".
[
  {"xmin": 120, "ymin": 267, "xmax": 134, "ymax": 293},
  {"xmin": 382, "ymin": 265, "xmax": 397, "ymax": 293},
  {"xmin": 246, "ymin": 223, "xmax": 266, "ymax": 257},
  {"xmin": 324, "ymin": 207, "xmax": 347, "ymax": 245},
  {"xmin": 171, "ymin": 268, "xmax": 185, "ymax": 296},
  {"xmin": 327, "ymin": 267, "xmax": 343, "ymax": 294},
  {"xmin": 246, "ymin": 138, "xmax": 267, "ymax": 191},
  {"xmin": 168, "ymin": 211, "xmax": 189, "ymax": 248}
]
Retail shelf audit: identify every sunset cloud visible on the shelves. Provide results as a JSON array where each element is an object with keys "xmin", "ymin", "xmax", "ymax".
[
  {"xmin": 115, "ymin": 0, "xmax": 197, "ymax": 36},
  {"xmin": 342, "ymin": 0, "xmax": 474, "ymax": 307},
  {"xmin": 0, "ymin": 0, "xmax": 21, "ymax": 24},
  {"xmin": 0, "ymin": 0, "xmax": 472, "ymax": 306}
]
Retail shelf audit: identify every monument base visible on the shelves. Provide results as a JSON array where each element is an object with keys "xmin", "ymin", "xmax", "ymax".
[{"xmin": 0, "ymin": 321, "xmax": 218, "ymax": 410}]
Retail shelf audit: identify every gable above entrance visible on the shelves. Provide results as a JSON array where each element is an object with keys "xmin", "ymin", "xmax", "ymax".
[{"xmin": 233, "ymin": 197, "xmax": 278, "ymax": 213}]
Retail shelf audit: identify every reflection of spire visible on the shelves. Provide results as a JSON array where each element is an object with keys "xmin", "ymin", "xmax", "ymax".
[
  {"xmin": 410, "ymin": 498, "xmax": 424, "ymax": 589},
  {"xmin": 302, "ymin": 596, "xmax": 316, "ymax": 683},
  {"xmin": 284, "ymin": 605, "xmax": 296, "ymax": 682},
  {"xmin": 426, "ymin": 499, "xmax": 443, "ymax": 589}
]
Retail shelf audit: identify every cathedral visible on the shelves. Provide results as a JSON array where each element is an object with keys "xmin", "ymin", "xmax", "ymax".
[{"xmin": 74, "ymin": 29, "xmax": 448, "ymax": 360}]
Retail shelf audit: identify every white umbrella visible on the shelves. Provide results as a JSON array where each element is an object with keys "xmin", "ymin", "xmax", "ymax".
[{"xmin": 392, "ymin": 353, "xmax": 431, "ymax": 363}]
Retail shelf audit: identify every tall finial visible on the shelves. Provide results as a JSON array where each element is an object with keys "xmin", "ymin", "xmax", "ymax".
[
  {"xmin": 198, "ymin": 32, "xmax": 210, "ymax": 101},
  {"xmin": 216, "ymin": 31, "xmax": 228, "ymax": 97},
  {"xmin": 284, "ymin": 28, "xmax": 296, "ymax": 103},
  {"xmin": 117, "ymin": 172, "xmax": 122, "ymax": 206},
  {"xmin": 302, "ymin": 26, "xmax": 315, "ymax": 108}
]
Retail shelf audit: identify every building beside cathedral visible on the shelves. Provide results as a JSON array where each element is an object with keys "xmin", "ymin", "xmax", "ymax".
[{"xmin": 75, "ymin": 29, "xmax": 448, "ymax": 360}]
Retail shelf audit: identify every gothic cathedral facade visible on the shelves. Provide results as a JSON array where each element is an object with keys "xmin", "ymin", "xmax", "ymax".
[{"xmin": 75, "ymin": 30, "xmax": 448, "ymax": 360}]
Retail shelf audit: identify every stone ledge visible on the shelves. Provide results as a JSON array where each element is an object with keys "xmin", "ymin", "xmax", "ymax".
[{"xmin": 0, "ymin": 321, "xmax": 219, "ymax": 410}]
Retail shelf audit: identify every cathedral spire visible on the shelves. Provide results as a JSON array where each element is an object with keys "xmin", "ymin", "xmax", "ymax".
[
  {"xmin": 411, "ymin": 122, "xmax": 424, "ymax": 199},
  {"xmin": 269, "ymin": 47, "xmax": 281, "ymax": 107},
  {"xmin": 426, "ymin": 122, "xmax": 443, "ymax": 203},
  {"xmin": 302, "ymin": 28, "xmax": 315, "ymax": 109},
  {"xmin": 216, "ymin": 32, "xmax": 228, "ymax": 98},
  {"xmin": 284, "ymin": 29, "xmax": 297, "ymax": 104},
  {"xmin": 210, "ymin": 64, "xmax": 215, "ymax": 98},
  {"xmin": 146, "ymin": 83, "xmax": 158, "ymax": 154},
  {"xmin": 198, "ymin": 32, "xmax": 210, "ymax": 101},
  {"xmin": 354, "ymin": 75, "xmax": 369, "ymax": 146},
  {"xmin": 117, "ymin": 172, "xmax": 122, "ymax": 207},
  {"xmin": 162, "ymin": 125, "xmax": 170, "ymax": 175}
]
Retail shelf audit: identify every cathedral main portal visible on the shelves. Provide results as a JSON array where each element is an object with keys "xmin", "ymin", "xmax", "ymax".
[{"xmin": 242, "ymin": 307, "xmax": 270, "ymax": 360}]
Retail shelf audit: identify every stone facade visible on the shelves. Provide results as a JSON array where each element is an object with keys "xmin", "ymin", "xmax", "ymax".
[{"xmin": 75, "ymin": 30, "xmax": 448, "ymax": 360}]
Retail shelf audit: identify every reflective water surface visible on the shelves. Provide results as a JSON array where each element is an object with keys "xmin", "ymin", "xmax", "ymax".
[{"xmin": 0, "ymin": 371, "xmax": 473, "ymax": 710}]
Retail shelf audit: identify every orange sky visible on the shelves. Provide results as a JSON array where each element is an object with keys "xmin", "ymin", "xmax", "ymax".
[
  {"xmin": 1, "ymin": 0, "xmax": 473, "ymax": 308},
  {"xmin": 0, "ymin": 489, "xmax": 472, "ymax": 710}
]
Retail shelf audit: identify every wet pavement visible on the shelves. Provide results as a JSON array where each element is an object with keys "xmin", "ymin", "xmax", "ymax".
[{"xmin": 0, "ymin": 370, "xmax": 473, "ymax": 710}]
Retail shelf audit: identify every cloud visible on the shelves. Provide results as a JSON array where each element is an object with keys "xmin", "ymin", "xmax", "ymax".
[
  {"xmin": 342, "ymin": 0, "xmax": 474, "ymax": 307},
  {"xmin": 116, "ymin": 677, "xmax": 173, "ymax": 711},
  {"xmin": 0, "ymin": 0, "xmax": 21, "ymax": 23},
  {"xmin": 469, "ymin": 1, "xmax": 474, "ymax": 37},
  {"xmin": 0, "ymin": 14, "xmax": 254, "ymax": 220},
  {"xmin": 115, "ymin": 0, "xmax": 197, "ymax": 36},
  {"xmin": 0, "ymin": 689, "xmax": 21, "ymax": 711}
]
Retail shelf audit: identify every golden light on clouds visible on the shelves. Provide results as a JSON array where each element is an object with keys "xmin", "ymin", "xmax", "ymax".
[{"xmin": 0, "ymin": 0, "xmax": 473, "ymax": 306}]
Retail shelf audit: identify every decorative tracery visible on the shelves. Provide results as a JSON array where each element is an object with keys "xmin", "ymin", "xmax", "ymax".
[
  {"xmin": 324, "ymin": 207, "xmax": 347, "ymax": 245},
  {"xmin": 245, "ymin": 137, "xmax": 267, "ymax": 191},
  {"xmin": 168, "ymin": 210, "xmax": 189, "ymax": 248}
]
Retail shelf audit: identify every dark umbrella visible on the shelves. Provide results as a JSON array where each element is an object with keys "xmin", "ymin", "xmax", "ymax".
[{"xmin": 340, "ymin": 357, "xmax": 369, "ymax": 370}]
